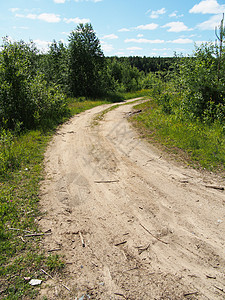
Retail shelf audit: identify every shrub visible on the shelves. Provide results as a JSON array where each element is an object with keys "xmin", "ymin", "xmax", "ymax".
[{"xmin": 0, "ymin": 39, "xmax": 69, "ymax": 130}]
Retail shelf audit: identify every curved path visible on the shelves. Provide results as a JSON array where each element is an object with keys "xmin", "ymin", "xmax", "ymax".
[{"xmin": 39, "ymin": 99, "xmax": 225, "ymax": 299}]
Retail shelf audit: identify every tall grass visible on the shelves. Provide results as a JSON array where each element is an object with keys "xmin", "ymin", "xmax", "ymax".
[{"xmin": 132, "ymin": 100, "xmax": 225, "ymax": 173}]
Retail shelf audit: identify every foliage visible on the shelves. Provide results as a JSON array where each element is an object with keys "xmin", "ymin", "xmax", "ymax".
[
  {"xmin": 175, "ymin": 42, "xmax": 225, "ymax": 122},
  {"xmin": 68, "ymin": 23, "xmax": 105, "ymax": 98},
  {"xmin": 0, "ymin": 38, "xmax": 69, "ymax": 130},
  {"xmin": 39, "ymin": 40, "xmax": 69, "ymax": 93}
]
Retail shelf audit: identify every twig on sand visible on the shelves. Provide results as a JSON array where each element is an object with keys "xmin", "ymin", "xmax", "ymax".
[
  {"xmin": 135, "ymin": 244, "xmax": 150, "ymax": 255},
  {"xmin": 94, "ymin": 180, "xmax": 119, "ymax": 184},
  {"xmin": 205, "ymin": 185, "xmax": 224, "ymax": 191},
  {"xmin": 79, "ymin": 231, "xmax": 85, "ymax": 248},
  {"xmin": 184, "ymin": 291, "xmax": 199, "ymax": 297},
  {"xmin": 41, "ymin": 269, "xmax": 54, "ymax": 279},
  {"xmin": 48, "ymin": 248, "xmax": 61, "ymax": 253},
  {"xmin": 24, "ymin": 233, "xmax": 52, "ymax": 237},
  {"xmin": 41, "ymin": 269, "xmax": 71, "ymax": 292},
  {"xmin": 214, "ymin": 285, "xmax": 225, "ymax": 293},
  {"xmin": 140, "ymin": 223, "xmax": 168, "ymax": 245},
  {"xmin": 115, "ymin": 241, "xmax": 127, "ymax": 247},
  {"xmin": 114, "ymin": 292, "xmax": 127, "ymax": 299}
]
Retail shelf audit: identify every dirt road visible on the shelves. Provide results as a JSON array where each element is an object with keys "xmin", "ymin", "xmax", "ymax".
[{"xmin": 39, "ymin": 99, "xmax": 225, "ymax": 299}]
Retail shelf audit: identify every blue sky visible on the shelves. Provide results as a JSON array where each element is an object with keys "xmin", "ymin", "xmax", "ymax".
[{"xmin": 1, "ymin": 0, "xmax": 225, "ymax": 57}]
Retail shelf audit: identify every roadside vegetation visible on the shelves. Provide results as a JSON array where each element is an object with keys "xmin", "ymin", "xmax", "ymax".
[
  {"xmin": 131, "ymin": 17, "xmax": 225, "ymax": 174},
  {"xmin": 0, "ymin": 16, "xmax": 225, "ymax": 298}
]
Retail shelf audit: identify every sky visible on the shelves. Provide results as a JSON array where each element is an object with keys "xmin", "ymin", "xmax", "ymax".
[{"xmin": 0, "ymin": 0, "xmax": 225, "ymax": 57}]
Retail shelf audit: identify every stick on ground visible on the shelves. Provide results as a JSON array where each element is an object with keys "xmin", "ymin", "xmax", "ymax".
[
  {"xmin": 79, "ymin": 231, "xmax": 85, "ymax": 247},
  {"xmin": 140, "ymin": 223, "xmax": 168, "ymax": 245}
]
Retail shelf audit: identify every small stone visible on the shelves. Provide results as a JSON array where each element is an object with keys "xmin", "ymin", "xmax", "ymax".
[{"xmin": 29, "ymin": 279, "xmax": 42, "ymax": 286}]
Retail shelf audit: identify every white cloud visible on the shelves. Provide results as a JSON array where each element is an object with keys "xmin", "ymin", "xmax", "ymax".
[
  {"xmin": 102, "ymin": 34, "xmax": 118, "ymax": 40},
  {"xmin": 137, "ymin": 34, "xmax": 144, "ymax": 38},
  {"xmin": 135, "ymin": 23, "xmax": 158, "ymax": 30},
  {"xmin": 169, "ymin": 38, "xmax": 193, "ymax": 44},
  {"xmin": 13, "ymin": 26, "xmax": 29, "ymax": 30},
  {"xmin": 16, "ymin": 12, "xmax": 61, "ymax": 23},
  {"xmin": 152, "ymin": 48, "xmax": 171, "ymax": 51},
  {"xmin": 34, "ymin": 39, "xmax": 50, "ymax": 52},
  {"xmin": 162, "ymin": 21, "xmax": 191, "ymax": 32},
  {"xmin": 169, "ymin": 10, "xmax": 184, "ymax": 18},
  {"xmin": 100, "ymin": 41, "xmax": 113, "ymax": 53},
  {"xmin": 64, "ymin": 17, "xmax": 90, "ymax": 23},
  {"xmin": 125, "ymin": 38, "xmax": 164, "ymax": 44},
  {"xmin": 197, "ymin": 14, "xmax": 222, "ymax": 30},
  {"xmin": 149, "ymin": 8, "xmax": 166, "ymax": 19},
  {"xmin": 127, "ymin": 47, "xmax": 143, "ymax": 50},
  {"xmin": 54, "ymin": 0, "xmax": 66, "ymax": 3},
  {"xmin": 9, "ymin": 8, "xmax": 19, "ymax": 13},
  {"xmin": 195, "ymin": 40, "xmax": 209, "ymax": 45},
  {"xmin": 189, "ymin": 0, "xmax": 225, "ymax": 14},
  {"xmin": 27, "ymin": 13, "xmax": 38, "ymax": 20},
  {"xmin": 118, "ymin": 28, "xmax": 130, "ymax": 32},
  {"xmin": 38, "ymin": 13, "xmax": 61, "ymax": 23}
]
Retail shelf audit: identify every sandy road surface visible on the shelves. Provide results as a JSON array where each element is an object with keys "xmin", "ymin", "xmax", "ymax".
[{"xmin": 39, "ymin": 99, "xmax": 225, "ymax": 299}]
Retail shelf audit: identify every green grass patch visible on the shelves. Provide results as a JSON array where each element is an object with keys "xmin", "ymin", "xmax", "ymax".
[
  {"xmin": 131, "ymin": 100, "xmax": 225, "ymax": 173},
  {"xmin": 68, "ymin": 98, "xmax": 110, "ymax": 115},
  {"xmin": 0, "ymin": 130, "xmax": 66, "ymax": 299},
  {"xmin": 122, "ymin": 89, "xmax": 152, "ymax": 100}
]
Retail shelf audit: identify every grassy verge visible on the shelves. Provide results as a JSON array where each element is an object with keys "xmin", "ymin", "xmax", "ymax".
[
  {"xmin": 0, "ymin": 130, "xmax": 65, "ymax": 299},
  {"xmin": 131, "ymin": 100, "xmax": 225, "ymax": 174},
  {"xmin": 68, "ymin": 98, "xmax": 110, "ymax": 115},
  {"xmin": 0, "ymin": 99, "xmax": 112, "ymax": 299}
]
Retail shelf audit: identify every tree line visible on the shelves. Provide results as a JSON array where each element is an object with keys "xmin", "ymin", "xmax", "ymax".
[{"xmin": 0, "ymin": 20, "xmax": 225, "ymax": 131}]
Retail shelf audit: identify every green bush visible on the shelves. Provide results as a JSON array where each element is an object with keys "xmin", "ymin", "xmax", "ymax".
[{"xmin": 0, "ymin": 39, "xmax": 69, "ymax": 130}]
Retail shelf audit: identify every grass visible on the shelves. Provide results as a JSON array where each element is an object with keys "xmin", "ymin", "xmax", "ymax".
[
  {"xmin": 0, "ymin": 130, "xmax": 66, "ymax": 299},
  {"xmin": 68, "ymin": 98, "xmax": 110, "ymax": 115},
  {"xmin": 0, "ymin": 98, "xmax": 115, "ymax": 299},
  {"xmin": 131, "ymin": 100, "xmax": 225, "ymax": 174}
]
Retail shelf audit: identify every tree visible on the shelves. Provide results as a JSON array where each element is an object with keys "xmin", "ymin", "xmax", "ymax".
[
  {"xmin": 39, "ymin": 40, "xmax": 69, "ymax": 92},
  {"xmin": 0, "ymin": 38, "xmax": 69, "ymax": 130},
  {"xmin": 68, "ymin": 23, "xmax": 104, "ymax": 98}
]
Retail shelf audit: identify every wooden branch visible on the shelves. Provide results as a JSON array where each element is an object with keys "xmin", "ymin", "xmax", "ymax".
[
  {"xmin": 205, "ymin": 185, "xmax": 224, "ymax": 191},
  {"xmin": 61, "ymin": 283, "xmax": 71, "ymax": 292},
  {"xmin": 24, "ymin": 233, "xmax": 52, "ymax": 237},
  {"xmin": 115, "ymin": 241, "xmax": 127, "ymax": 246},
  {"xmin": 94, "ymin": 180, "xmax": 119, "ymax": 184},
  {"xmin": 114, "ymin": 293, "xmax": 127, "ymax": 299},
  {"xmin": 184, "ymin": 292, "xmax": 199, "ymax": 297},
  {"xmin": 41, "ymin": 269, "xmax": 53, "ymax": 280},
  {"xmin": 140, "ymin": 223, "xmax": 168, "ymax": 245},
  {"xmin": 48, "ymin": 248, "xmax": 61, "ymax": 252},
  {"xmin": 214, "ymin": 285, "xmax": 225, "ymax": 293}
]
